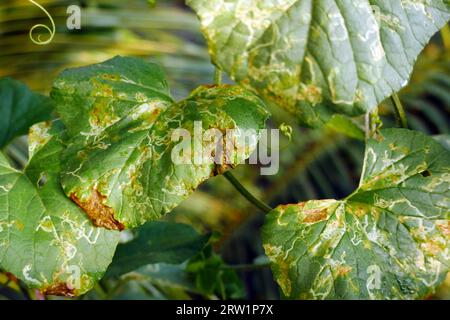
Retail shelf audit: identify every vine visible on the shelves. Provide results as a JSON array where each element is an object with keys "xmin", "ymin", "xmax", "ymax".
[{"xmin": 28, "ymin": 0, "xmax": 55, "ymax": 45}]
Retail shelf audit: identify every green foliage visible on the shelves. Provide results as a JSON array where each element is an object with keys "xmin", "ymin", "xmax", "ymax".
[
  {"xmin": 262, "ymin": 129, "xmax": 450, "ymax": 299},
  {"xmin": 186, "ymin": 244, "xmax": 245, "ymax": 299},
  {"xmin": 134, "ymin": 248, "xmax": 245, "ymax": 299},
  {"xmin": 0, "ymin": 78, "xmax": 53, "ymax": 148},
  {"xmin": 0, "ymin": 124, "xmax": 119, "ymax": 296},
  {"xmin": 106, "ymin": 221, "xmax": 210, "ymax": 277},
  {"xmin": 51, "ymin": 56, "xmax": 269, "ymax": 230},
  {"xmin": 107, "ymin": 234, "xmax": 244, "ymax": 299},
  {"xmin": 0, "ymin": 0, "xmax": 449, "ymax": 301},
  {"xmin": 187, "ymin": 0, "xmax": 450, "ymax": 127}
]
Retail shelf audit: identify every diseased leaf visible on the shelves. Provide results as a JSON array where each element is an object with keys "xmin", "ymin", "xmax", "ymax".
[
  {"xmin": 0, "ymin": 78, "xmax": 53, "ymax": 148},
  {"xmin": 262, "ymin": 129, "xmax": 450, "ymax": 299},
  {"xmin": 52, "ymin": 56, "xmax": 269, "ymax": 230},
  {"xmin": 187, "ymin": 0, "xmax": 450, "ymax": 127},
  {"xmin": 0, "ymin": 122, "xmax": 119, "ymax": 296},
  {"xmin": 51, "ymin": 56, "xmax": 173, "ymax": 138},
  {"xmin": 106, "ymin": 221, "xmax": 210, "ymax": 277}
]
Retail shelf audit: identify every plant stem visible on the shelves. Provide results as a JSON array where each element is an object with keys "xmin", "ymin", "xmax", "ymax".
[
  {"xmin": 365, "ymin": 110, "xmax": 380, "ymax": 140},
  {"xmin": 93, "ymin": 283, "xmax": 107, "ymax": 299},
  {"xmin": 391, "ymin": 93, "xmax": 408, "ymax": 129},
  {"xmin": 214, "ymin": 68, "xmax": 223, "ymax": 85},
  {"xmin": 213, "ymin": 67, "xmax": 272, "ymax": 214},
  {"xmin": 441, "ymin": 24, "xmax": 450, "ymax": 51},
  {"xmin": 223, "ymin": 171, "xmax": 272, "ymax": 214}
]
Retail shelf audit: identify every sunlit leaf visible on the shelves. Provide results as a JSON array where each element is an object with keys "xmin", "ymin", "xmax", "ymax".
[
  {"xmin": 188, "ymin": 0, "xmax": 450, "ymax": 127},
  {"xmin": 262, "ymin": 129, "xmax": 450, "ymax": 299},
  {"xmin": 52, "ymin": 56, "xmax": 269, "ymax": 230},
  {"xmin": 0, "ymin": 123, "xmax": 119, "ymax": 296}
]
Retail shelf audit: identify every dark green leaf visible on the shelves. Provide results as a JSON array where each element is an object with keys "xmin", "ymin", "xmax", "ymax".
[
  {"xmin": 186, "ymin": 245, "xmax": 245, "ymax": 299},
  {"xmin": 0, "ymin": 78, "xmax": 53, "ymax": 148},
  {"xmin": 106, "ymin": 221, "xmax": 210, "ymax": 277}
]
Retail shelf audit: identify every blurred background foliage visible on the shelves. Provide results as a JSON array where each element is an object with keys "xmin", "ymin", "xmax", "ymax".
[{"xmin": 0, "ymin": 0, "xmax": 449, "ymax": 300}]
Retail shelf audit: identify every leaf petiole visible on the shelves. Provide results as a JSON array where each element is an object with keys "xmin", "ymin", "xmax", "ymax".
[
  {"xmin": 391, "ymin": 93, "xmax": 408, "ymax": 129},
  {"xmin": 213, "ymin": 68, "xmax": 223, "ymax": 86},
  {"xmin": 223, "ymin": 171, "xmax": 272, "ymax": 214},
  {"xmin": 441, "ymin": 24, "xmax": 450, "ymax": 51}
]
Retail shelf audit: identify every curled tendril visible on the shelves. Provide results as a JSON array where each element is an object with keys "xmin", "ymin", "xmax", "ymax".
[
  {"xmin": 279, "ymin": 123, "xmax": 293, "ymax": 142},
  {"xmin": 28, "ymin": 0, "xmax": 55, "ymax": 45}
]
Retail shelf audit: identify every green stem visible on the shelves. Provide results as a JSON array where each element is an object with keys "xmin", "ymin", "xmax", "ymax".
[
  {"xmin": 214, "ymin": 68, "xmax": 223, "ymax": 85},
  {"xmin": 223, "ymin": 171, "xmax": 272, "ymax": 214},
  {"xmin": 441, "ymin": 24, "xmax": 450, "ymax": 51},
  {"xmin": 365, "ymin": 110, "xmax": 379, "ymax": 140},
  {"xmin": 391, "ymin": 93, "xmax": 408, "ymax": 129}
]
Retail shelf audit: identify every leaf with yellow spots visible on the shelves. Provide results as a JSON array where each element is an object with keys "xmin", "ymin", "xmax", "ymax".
[
  {"xmin": 262, "ymin": 129, "xmax": 450, "ymax": 299},
  {"xmin": 51, "ymin": 57, "xmax": 270, "ymax": 229},
  {"xmin": 187, "ymin": 0, "xmax": 450, "ymax": 127},
  {"xmin": 0, "ymin": 122, "xmax": 120, "ymax": 296}
]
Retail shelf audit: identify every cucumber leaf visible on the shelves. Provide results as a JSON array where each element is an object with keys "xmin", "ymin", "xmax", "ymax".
[
  {"xmin": 51, "ymin": 56, "xmax": 270, "ymax": 229},
  {"xmin": 262, "ymin": 129, "xmax": 450, "ymax": 299},
  {"xmin": 187, "ymin": 0, "xmax": 450, "ymax": 127},
  {"xmin": 0, "ymin": 123, "xmax": 119, "ymax": 296}
]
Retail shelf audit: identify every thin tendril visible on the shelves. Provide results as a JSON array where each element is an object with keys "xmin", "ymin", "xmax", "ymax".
[{"xmin": 28, "ymin": 0, "xmax": 56, "ymax": 45}]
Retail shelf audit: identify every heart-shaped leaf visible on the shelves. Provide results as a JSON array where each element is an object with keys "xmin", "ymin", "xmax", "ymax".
[
  {"xmin": 262, "ymin": 129, "xmax": 449, "ymax": 299},
  {"xmin": 0, "ymin": 123, "xmax": 119, "ymax": 296},
  {"xmin": 51, "ymin": 56, "xmax": 270, "ymax": 229},
  {"xmin": 187, "ymin": 0, "xmax": 450, "ymax": 127}
]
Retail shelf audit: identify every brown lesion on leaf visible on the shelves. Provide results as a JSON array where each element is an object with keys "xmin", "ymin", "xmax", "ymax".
[
  {"xmin": 421, "ymin": 239, "xmax": 444, "ymax": 256},
  {"xmin": 70, "ymin": 189, "xmax": 125, "ymax": 231},
  {"xmin": 351, "ymin": 203, "xmax": 372, "ymax": 218},
  {"xmin": 436, "ymin": 221, "xmax": 450, "ymax": 237},
  {"xmin": 5, "ymin": 272, "xmax": 18, "ymax": 283},
  {"xmin": 41, "ymin": 283, "xmax": 75, "ymax": 297},
  {"xmin": 335, "ymin": 265, "xmax": 352, "ymax": 277},
  {"xmin": 302, "ymin": 208, "xmax": 329, "ymax": 223},
  {"xmin": 297, "ymin": 84, "xmax": 323, "ymax": 105}
]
